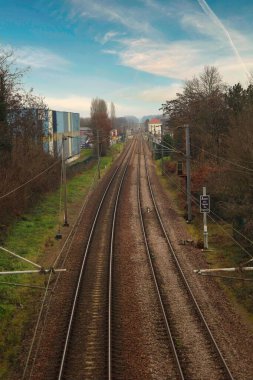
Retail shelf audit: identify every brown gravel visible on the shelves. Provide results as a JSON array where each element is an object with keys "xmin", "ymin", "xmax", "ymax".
[
  {"xmin": 112, "ymin": 143, "xmax": 179, "ymax": 379},
  {"xmin": 144, "ymin": 140, "xmax": 253, "ymax": 380},
  {"xmin": 16, "ymin": 137, "xmax": 253, "ymax": 380}
]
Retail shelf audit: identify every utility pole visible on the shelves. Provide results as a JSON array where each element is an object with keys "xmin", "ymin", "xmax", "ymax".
[
  {"xmin": 201, "ymin": 186, "xmax": 209, "ymax": 249},
  {"xmin": 185, "ymin": 124, "xmax": 192, "ymax": 222},
  {"xmin": 62, "ymin": 135, "xmax": 69, "ymax": 226},
  {"xmin": 161, "ymin": 122, "xmax": 164, "ymax": 175},
  {"xmin": 96, "ymin": 129, "xmax": 101, "ymax": 179}
]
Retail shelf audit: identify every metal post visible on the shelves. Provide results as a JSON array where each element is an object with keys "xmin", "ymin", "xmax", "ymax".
[
  {"xmin": 203, "ymin": 187, "xmax": 208, "ymax": 249},
  {"xmin": 161, "ymin": 122, "xmax": 164, "ymax": 175},
  {"xmin": 62, "ymin": 135, "xmax": 69, "ymax": 227},
  {"xmin": 185, "ymin": 125, "xmax": 192, "ymax": 222},
  {"xmin": 96, "ymin": 129, "xmax": 101, "ymax": 179}
]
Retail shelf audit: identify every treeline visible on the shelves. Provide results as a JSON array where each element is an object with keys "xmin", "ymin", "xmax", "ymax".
[
  {"xmin": 0, "ymin": 48, "xmax": 61, "ymax": 238},
  {"xmin": 161, "ymin": 66, "xmax": 253, "ymax": 249},
  {"xmin": 81, "ymin": 103, "xmax": 137, "ymax": 156}
]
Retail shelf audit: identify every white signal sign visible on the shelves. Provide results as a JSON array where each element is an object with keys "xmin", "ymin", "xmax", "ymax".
[{"xmin": 200, "ymin": 195, "xmax": 210, "ymax": 213}]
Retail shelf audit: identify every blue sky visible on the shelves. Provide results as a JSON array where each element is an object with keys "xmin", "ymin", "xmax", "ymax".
[{"xmin": 0, "ymin": 0, "xmax": 253, "ymax": 118}]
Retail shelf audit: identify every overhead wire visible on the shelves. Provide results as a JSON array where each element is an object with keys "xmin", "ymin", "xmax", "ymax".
[
  {"xmin": 0, "ymin": 158, "xmax": 61, "ymax": 201},
  {"xmin": 160, "ymin": 165, "xmax": 253, "ymax": 259},
  {"xmin": 22, "ymin": 271, "xmax": 53, "ymax": 379},
  {"xmin": 25, "ymin": 165, "xmax": 100, "ymax": 378},
  {"xmin": 150, "ymin": 131, "xmax": 253, "ymax": 251},
  {"xmin": 190, "ymin": 143, "xmax": 253, "ymax": 173}
]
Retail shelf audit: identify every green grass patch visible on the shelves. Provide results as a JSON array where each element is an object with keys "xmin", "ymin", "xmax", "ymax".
[{"xmin": 0, "ymin": 143, "xmax": 124, "ymax": 379}]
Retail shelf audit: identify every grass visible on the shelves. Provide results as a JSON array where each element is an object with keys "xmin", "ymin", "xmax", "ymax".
[
  {"xmin": 154, "ymin": 159, "xmax": 253, "ymax": 327},
  {"xmin": 0, "ymin": 143, "xmax": 124, "ymax": 379}
]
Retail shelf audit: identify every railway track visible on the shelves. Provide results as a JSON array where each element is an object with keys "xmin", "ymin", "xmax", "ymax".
[
  {"xmin": 25, "ymin": 139, "xmax": 136, "ymax": 380},
  {"xmin": 56, "ymin": 139, "xmax": 136, "ymax": 379},
  {"xmin": 25, "ymin": 133, "xmax": 239, "ymax": 379},
  {"xmin": 138, "ymin": 135, "xmax": 234, "ymax": 380}
]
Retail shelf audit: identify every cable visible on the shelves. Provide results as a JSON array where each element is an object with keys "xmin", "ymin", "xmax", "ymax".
[
  {"xmin": 190, "ymin": 143, "xmax": 253, "ymax": 173},
  {"xmin": 26, "ymin": 167, "xmax": 100, "ymax": 378},
  {"xmin": 200, "ymin": 273, "xmax": 253, "ymax": 281},
  {"xmin": 207, "ymin": 208, "xmax": 253, "ymax": 247},
  {"xmin": 160, "ymin": 167, "xmax": 253, "ymax": 259},
  {"xmin": 0, "ymin": 281, "xmax": 50, "ymax": 289},
  {"xmin": 22, "ymin": 271, "xmax": 53, "ymax": 379},
  {"xmin": 0, "ymin": 159, "xmax": 60, "ymax": 201},
  {"xmin": 156, "ymin": 139, "xmax": 253, "ymax": 249},
  {"xmin": 207, "ymin": 213, "xmax": 253, "ymax": 259},
  {"xmin": 26, "ymin": 140, "xmax": 130, "ymax": 375},
  {"xmin": 189, "ymin": 124, "xmax": 253, "ymax": 165}
]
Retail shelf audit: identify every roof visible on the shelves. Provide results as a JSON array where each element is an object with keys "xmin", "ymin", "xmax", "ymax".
[{"xmin": 149, "ymin": 118, "xmax": 161, "ymax": 124}]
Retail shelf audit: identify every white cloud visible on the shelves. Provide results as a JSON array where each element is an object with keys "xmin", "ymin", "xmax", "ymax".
[
  {"xmin": 137, "ymin": 84, "xmax": 183, "ymax": 103},
  {"xmin": 197, "ymin": 0, "xmax": 251, "ymax": 79},
  {"xmin": 45, "ymin": 95, "xmax": 91, "ymax": 115},
  {"xmin": 102, "ymin": 36, "xmax": 253, "ymax": 85},
  {"xmin": 15, "ymin": 46, "xmax": 70, "ymax": 70},
  {"xmin": 98, "ymin": 31, "xmax": 122, "ymax": 44},
  {"xmin": 112, "ymin": 38, "xmax": 205, "ymax": 80},
  {"xmin": 70, "ymin": 0, "xmax": 157, "ymax": 35}
]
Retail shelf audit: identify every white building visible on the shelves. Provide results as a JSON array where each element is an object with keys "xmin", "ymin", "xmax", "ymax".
[{"xmin": 148, "ymin": 118, "xmax": 162, "ymax": 136}]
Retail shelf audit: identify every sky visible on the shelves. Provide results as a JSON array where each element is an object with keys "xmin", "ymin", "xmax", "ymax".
[{"xmin": 0, "ymin": 0, "xmax": 253, "ymax": 119}]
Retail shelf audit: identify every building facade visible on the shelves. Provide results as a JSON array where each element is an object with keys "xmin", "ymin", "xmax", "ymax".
[
  {"xmin": 43, "ymin": 110, "xmax": 80, "ymax": 160},
  {"xmin": 148, "ymin": 118, "xmax": 162, "ymax": 136}
]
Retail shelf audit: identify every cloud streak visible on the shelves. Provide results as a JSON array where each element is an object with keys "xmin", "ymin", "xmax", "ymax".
[
  {"xmin": 45, "ymin": 95, "xmax": 91, "ymax": 115},
  {"xmin": 197, "ymin": 0, "xmax": 251, "ymax": 79},
  {"xmin": 70, "ymin": 0, "xmax": 156, "ymax": 35},
  {"xmin": 15, "ymin": 46, "xmax": 70, "ymax": 70}
]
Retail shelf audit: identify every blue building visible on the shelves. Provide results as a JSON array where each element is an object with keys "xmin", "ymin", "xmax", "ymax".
[{"xmin": 43, "ymin": 110, "xmax": 80, "ymax": 160}]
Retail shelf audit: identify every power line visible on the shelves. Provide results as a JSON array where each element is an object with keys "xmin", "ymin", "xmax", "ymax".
[
  {"xmin": 0, "ymin": 159, "xmax": 60, "ymax": 201},
  {"xmin": 190, "ymin": 143, "xmax": 253, "ymax": 173},
  {"xmin": 161, "ymin": 168, "xmax": 253, "ymax": 258},
  {"xmin": 25, "ymin": 168, "xmax": 99, "ymax": 378}
]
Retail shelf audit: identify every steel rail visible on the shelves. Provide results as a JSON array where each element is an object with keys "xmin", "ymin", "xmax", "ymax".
[
  {"xmin": 142, "ymin": 136, "xmax": 235, "ymax": 380},
  {"xmin": 57, "ymin": 139, "xmax": 136, "ymax": 380},
  {"xmin": 137, "ymin": 138, "xmax": 185, "ymax": 380},
  {"xmin": 108, "ymin": 141, "xmax": 136, "ymax": 379}
]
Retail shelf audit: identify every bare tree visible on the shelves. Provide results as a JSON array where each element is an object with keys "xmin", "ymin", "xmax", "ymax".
[
  {"xmin": 0, "ymin": 47, "xmax": 60, "ymax": 225},
  {"xmin": 161, "ymin": 66, "xmax": 228, "ymax": 159},
  {"xmin": 90, "ymin": 98, "xmax": 111, "ymax": 156},
  {"xmin": 110, "ymin": 101, "xmax": 116, "ymax": 130}
]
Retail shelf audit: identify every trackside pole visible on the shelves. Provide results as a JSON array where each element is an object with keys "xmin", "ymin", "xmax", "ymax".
[
  {"xmin": 62, "ymin": 135, "xmax": 69, "ymax": 227},
  {"xmin": 203, "ymin": 187, "xmax": 208, "ymax": 249},
  {"xmin": 185, "ymin": 125, "xmax": 192, "ymax": 222},
  {"xmin": 200, "ymin": 187, "xmax": 209, "ymax": 249}
]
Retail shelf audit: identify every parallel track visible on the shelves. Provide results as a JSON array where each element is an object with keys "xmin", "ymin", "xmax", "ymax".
[
  {"xmin": 138, "ymin": 136, "xmax": 234, "ymax": 380},
  {"xmin": 57, "ymin": 139, "xmax": 135, "ymax": 379},
  {"xmin": 137, "ymin": 138, "xmax": 184, "ymax": 379}
]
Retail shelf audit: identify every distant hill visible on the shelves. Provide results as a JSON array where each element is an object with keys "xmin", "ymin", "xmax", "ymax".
[
  {"xmin": 140, "ymin": 114, "xmax": 162, "ymax": 123},
  {"xmin": 123, "ymin": 115, "xmax": 139, "ymax": 123}
]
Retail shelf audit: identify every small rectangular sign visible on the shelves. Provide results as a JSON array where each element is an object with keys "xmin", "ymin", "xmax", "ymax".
[{"xmin": 200, "ymin": 195, "xmax": 210, "ymax": 213}]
